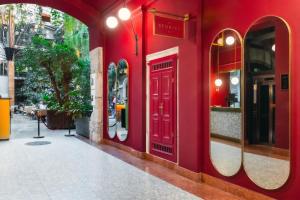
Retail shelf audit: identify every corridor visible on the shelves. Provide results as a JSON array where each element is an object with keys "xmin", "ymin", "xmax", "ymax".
[{"xmin": 0, "ymin": 115, "xmax": 200, "ymax": 200}]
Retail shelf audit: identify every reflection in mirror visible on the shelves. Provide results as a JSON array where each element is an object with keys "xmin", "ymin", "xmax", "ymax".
[
  {"xmin": 108, "ymin": 62, "xmax": 117, "ymax": 139},
  {"xmin": 116, "ymin": 59, "xmax": 129, "ymax": 141},
  {"xmin": 210, "ymin": 29, "xmax": 242, "ymax": 176},
  {"xmin": 244, "ymin": 16, "xmax": 290, "ymax": 190}
]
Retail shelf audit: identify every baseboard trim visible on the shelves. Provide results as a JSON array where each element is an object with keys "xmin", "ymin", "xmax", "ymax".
[
  {"xmin": 144, "ymin": 153, "xmax": 202, "ymax": 182},
  {"xmin": 202, "ymin": 174, "xmax": 274, "ymax": 200},
  {"xmin": 101, "ymin": 139, "xmax": 145, "ymax": 159}
]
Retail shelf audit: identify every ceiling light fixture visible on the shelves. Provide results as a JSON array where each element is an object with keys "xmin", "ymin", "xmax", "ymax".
[
  {"xmin": 231, "ymin": 34, "xmax": 239, "ymax": 86},
  {"xmin": 106, "ymin": 16, "xmax": 118, "ymax": 29},
  {"xmin": 215, "ymin": 44, "xmax": 222, "ymax": 88},
  {"xmin": 217, "ymin": 38, "xmax": 224, "ymax": 46},
  {"xmin": 215, "ymin": 79, "xmax": 223, "ymax": 87},
  {"xmin": 105, "ymin": 0, "xmax": 138, "ymax": 56},
  {"xmin": 231, "ymin": 76, "xmax": 239, "ymax": 85},
  {"xmin": 272, "ymin": 44, "xmax": 276, "ymax": 52},
  {"xmin": 225, "ymin": 36, "xmax": 235, "ymax": 46},
  {"xmin": 118, "ymin": 7, "xmax": 131, "ymax": 21}
]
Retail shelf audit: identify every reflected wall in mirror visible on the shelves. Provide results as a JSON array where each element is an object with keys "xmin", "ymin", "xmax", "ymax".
[
  {"xmin": 209, "ymin": 29, "xmax": 243, "ymax": 176},
  {"xmin": 116, "ymin": 59, "xmax": 129, "ymax": 141},
  {"xmin": 108, "ymin": 62, "xmax": 117, "ymax": 139},
  {"xmin": 244, "ymin": 16, "xmax": 290, "ymax": 190}
]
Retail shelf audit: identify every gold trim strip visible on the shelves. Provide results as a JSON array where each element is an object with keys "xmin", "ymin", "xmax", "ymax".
[{"xmin": 148, "ymin": 8, "xmax": 190, "ymax": 21}]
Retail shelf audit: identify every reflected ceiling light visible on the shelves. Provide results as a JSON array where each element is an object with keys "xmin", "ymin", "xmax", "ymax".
[
  {"xmin": 225, "ymin": 36, "xmax": 235, "ymax": 46},
  {"xmin": 118, "ymin": 7, "xmax": 131, "ymax": 21},
  {"xmin": 215, "ymin": 78, "xmax": 223, "ymax": 87},
  {"xmin": 217, "ymin": 38, "xmax": 224, "ymax": 46},
  {"xmin": 272, "ymin": 44, "xmax": 276, "ymax": 52},
  {"xmin": 231, "ymin": 77, "xmax": 239, "ymax": 85},
  {"xmin": 106, "ymin": 16, "xmax": 119, "ymax": 29}
]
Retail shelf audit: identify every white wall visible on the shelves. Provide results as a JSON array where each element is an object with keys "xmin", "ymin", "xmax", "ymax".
[{"xmin": 0, "ymin": 75, "xmax": 8, "ymax": 98}]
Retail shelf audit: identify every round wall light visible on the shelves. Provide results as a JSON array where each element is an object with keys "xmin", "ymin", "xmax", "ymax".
[
  {"xmin": 272, "ymin": 44, "xmax": 276, "ymax": 52},
  {"xmin": 231, "ymin": 77, "xmax": 239, "ymax": 85},
  {"xmin": 118, "ymin": 7, "xmax": 131, "ymax": 21},
  {"xmin": 106, "ymin": 16, "xmax": 119, "ymax": 29},
  {"xmin": 217, "ymin": 38, "xmax": 224, "ymax": 46},
  {"xmin": 215, "ymin": 78, "xmax": 223, "ymax": 87},
  {"xmin": 225, "ymin": 36, "xmax": 235, "ymax": 46}
]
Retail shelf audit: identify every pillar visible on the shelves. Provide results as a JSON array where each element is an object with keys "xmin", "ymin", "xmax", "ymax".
[{"xmin": 89, "ymin": 47, "xmax": 103, "ymax": 143}]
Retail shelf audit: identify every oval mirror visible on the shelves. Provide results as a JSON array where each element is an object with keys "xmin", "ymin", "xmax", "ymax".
[
  {"xmin": 209, "ymin": 29, "xmax": 243, "ymax": 176},
  {"xmin": 108, "ymin": 62, "xmax": 117, "ymax": 139},
  {"xmin": 116, "ymin": 59, "xmax": 129, "ymax": 141},
  {"xmin": 244, "ymin": 16, "xmax": 290, "ymax": 190}
]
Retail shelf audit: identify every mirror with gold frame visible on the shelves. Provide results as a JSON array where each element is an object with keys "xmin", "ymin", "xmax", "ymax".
[
  {"xmin": 116, "ymin": 59, "xmax": 129, "ymax": 142},
  {"xmin": 243, "ymin": 16, "xmax": 290, "ymax": 190},
  {"xmin": 209, "ymin": 29, "xmax": 243, "ymax": 177}
]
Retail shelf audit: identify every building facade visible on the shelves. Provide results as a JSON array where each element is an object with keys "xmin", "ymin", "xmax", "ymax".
[{"xmin": 2, "ymin": 0, "xmax": 299, "ymax": 199}]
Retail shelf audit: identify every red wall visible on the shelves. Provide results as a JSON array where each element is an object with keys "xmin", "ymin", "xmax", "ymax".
[
  {"xmin": 274, "ymin": 20, "xmax": 289, "ymax": 149},
  {"xmin": 202, "ymin": 0, "xmax": 299, "ymax": 198},
  {"xmin": 103, "ymin": 3, "xmax": 145, "ymax": 151},
  {"xmin": 103, "ymin": 0, "xmax": 202, "ymax": 172},
  {"xmin": 103, "ymin": 0, "xmax": 299, "ymax": 198},
  {"xmin": 145, "ymin": 0, "xmax": 202, "ymax": 172}
]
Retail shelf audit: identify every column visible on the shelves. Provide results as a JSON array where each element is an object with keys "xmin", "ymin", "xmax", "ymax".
[{"xmin": 89, "ymin": 47, "xmax": 103, "ymax": 143}]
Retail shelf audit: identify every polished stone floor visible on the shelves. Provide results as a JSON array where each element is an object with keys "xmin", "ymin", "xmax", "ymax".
[
  {"xmin": 0, "ymin": 115, "xmax": 200, "ymax": 200},
  {"xmin": 211, "ymin": 138, "xmax": 289, "ymax": 190},
  {"xmin": 211, "ymin": 141, "xmax": 242, "ymax": 176}
]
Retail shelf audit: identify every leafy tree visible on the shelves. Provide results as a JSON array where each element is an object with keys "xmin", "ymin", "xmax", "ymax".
[{"xmin": 16, "ymin": 36, "xmax": 91, "ymax": 114}]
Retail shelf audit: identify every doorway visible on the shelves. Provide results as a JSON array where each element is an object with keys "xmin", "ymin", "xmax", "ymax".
[
  {"xmin": 247, "ymin": 76, "xmax": 275, "ymax": 145},
  {"xmin": 149, "ymin": 54, "xmax": 177, "ymax": 162}
]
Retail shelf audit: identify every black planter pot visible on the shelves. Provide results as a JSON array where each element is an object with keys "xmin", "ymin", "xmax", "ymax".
[
  {"xmin": 46, "ymin": 110, "xmax": 74, "ymax": 130},
  {"xmin": 75, "ymin": 117, "xmax": 90, "ymax": 138}
]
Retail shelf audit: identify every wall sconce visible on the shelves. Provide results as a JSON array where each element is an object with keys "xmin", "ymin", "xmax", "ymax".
[
  {"xmin": 215, "ymin": 78, "xmax": 223, "ymax": 87},
  {"xmin": 118, "ymin": 7, "xmax": 131, "ymax": 21},
  {"xmin": 105, "ymin": 1, "xmax": 138, "ymax": 56},
  {"xmin": 231, "ymin": 76, "xmax": 239, "ymax": 85},
  {"xmin": 225, "ymin": 36, "xmax": 235, "ymax": 46},
  {"xmin": 106, "ymin": 16, "xmax": 119, "ymax": 29},
  {"xmin": 272, "ymin": 44, "xmax": 276, "ymax": 52}
]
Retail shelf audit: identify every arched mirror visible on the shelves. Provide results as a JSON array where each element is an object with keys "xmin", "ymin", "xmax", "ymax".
[
  {"xmin": 244, "ymin": 16, "xmax": 290, "ymax": 190},
  {"xmin": 209, "ymin": 29, "xmax": 243, "ymax": 176},
  {"xmin": 108, "ymin": 62, "xmax": 117, "ymax": 139},
  {"xmin": 116, "ymin": 59, "xmax": 129, "ymax": 141}
]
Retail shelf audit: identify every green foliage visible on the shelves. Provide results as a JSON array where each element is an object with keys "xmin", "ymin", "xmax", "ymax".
[
  {"xmin": 16, "ymin": 36, "xmax": 92, "ymax": 117},
  {"xmin": 50, "ymin": 9, "xmax": 64, "ymax": 27},
  {"xmin": 11, "ymin": 5, "xmax": 91, "ymax": 118},
  {"xmin": 63, "ymin": 14, "xmax": 89, "ymax": 59}
]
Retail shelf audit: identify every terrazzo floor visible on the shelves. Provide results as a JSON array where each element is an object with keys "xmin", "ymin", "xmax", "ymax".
[
  {"xmin": 211, "ymin": 141, "xmax": 242, "ymax": 176},
  {"xmin": 0, "ymin": 115, "xmax": 200, "ymax": 200},
  {"xmin": 211, "ymin": 139, "xmax": 289, "ymax": 189}
]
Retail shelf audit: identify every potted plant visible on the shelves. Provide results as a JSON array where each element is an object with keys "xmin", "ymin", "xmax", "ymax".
[
  {"xmin": 17, "ymin": 36, "xmax": 81, "ymax": 129},
  {"xmin": 67, "ymin": 90, "xmax": 92, "ymax": 138}
]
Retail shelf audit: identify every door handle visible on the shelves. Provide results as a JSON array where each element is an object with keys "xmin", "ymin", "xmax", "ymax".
[{"xmin": 159, "ymin": 103, "xmax": 164, "ymax": 115}]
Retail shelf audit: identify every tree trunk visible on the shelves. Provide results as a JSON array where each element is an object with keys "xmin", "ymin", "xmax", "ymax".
[
  {"xmin": 44, "ymin": 63, "xmax": 64, "ymax": 106},
  {"xmin": 8, "ymin": 10, "xmax": 15, "ymax": 105}
]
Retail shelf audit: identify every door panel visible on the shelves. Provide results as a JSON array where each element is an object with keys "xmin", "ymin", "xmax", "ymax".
[
  {"xmin": 161, "ymin": 70, "xmax": 173, "ymax": 145},
  {"xmin": 149, "ymin": 54, "xmax": 177, "ymax": 162},
  {"xmin": 150, "ymin": 73, "xmax": 161, "ymax": 143}
]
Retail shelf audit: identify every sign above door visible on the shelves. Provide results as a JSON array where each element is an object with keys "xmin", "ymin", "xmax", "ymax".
[
  {"xmin": 154, "ymin": 15, "xmax": 185, "ymax": 38},
  {"xmin": 149, "ymin": 8, "xmax": 189, "ymax": 39}
]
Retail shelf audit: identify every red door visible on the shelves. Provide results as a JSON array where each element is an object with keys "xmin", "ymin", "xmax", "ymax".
[{"xmin": 149, "ymin": 54, "xmax": 177, "ymax": 162}]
